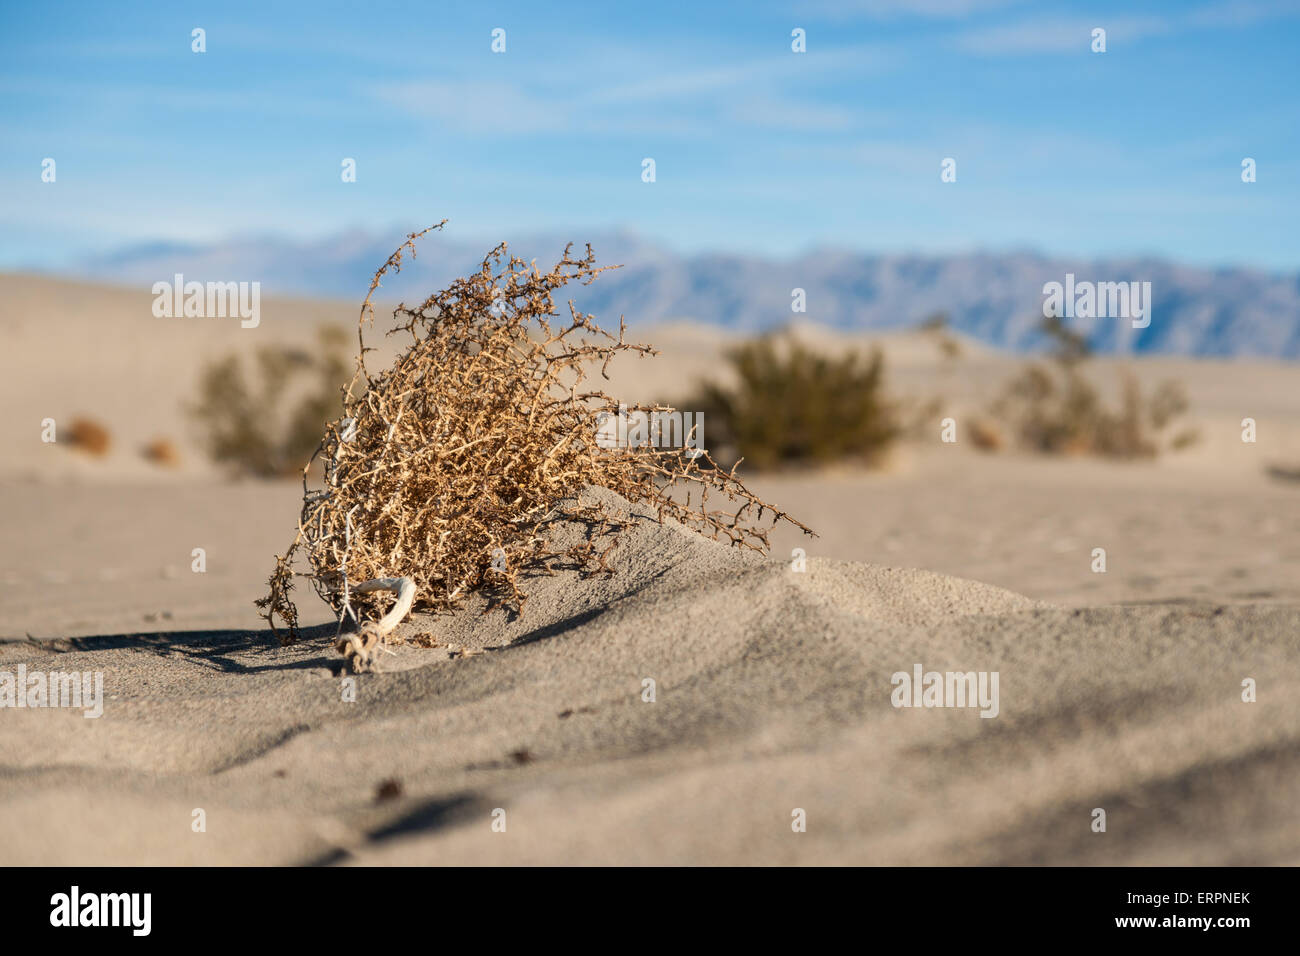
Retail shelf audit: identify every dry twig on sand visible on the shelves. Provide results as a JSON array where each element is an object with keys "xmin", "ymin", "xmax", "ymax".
[{"xmin": 257, "ymin": 222, "xmax": 813, "ymax": 668}]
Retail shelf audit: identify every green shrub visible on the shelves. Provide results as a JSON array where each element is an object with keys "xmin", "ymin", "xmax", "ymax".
[
  {"xmin": 991, "ymin": 316, "xmax": 1198, "ymax": 458},
  {"xmin": 687, "ymin": 333, "xmax": 899, "ymax": 470},
  {"xmin": 189, "ymin": 325, "xmax": 351, "ymax": 477}
]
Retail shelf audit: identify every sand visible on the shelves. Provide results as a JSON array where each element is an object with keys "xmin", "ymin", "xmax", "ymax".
[
  {"xmin": 2, "ymin": 274, "xmax": 1298, "ymax": 865},
  {"xmin": 1, "ymin": 481, "xmax": 1296, "ymax": 866}
]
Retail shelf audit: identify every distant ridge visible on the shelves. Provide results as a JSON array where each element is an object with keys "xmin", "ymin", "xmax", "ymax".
[{"xmin": 58, "ymin": 228, "xmax": 1300, "ymax": 358}]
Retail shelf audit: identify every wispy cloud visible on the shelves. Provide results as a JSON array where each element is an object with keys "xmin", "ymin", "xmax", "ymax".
[
  {"xmin": 369, "ymin": 43, "xmax": 899, "ymax": 137},
  {"xmin": 3, "ymin": 0, "xmax": 1297, "ymax": 271},
  {"xmin": 953, "ymin": 16, "xmax": 1170, "ymax": 54},
  {"xmin": 586, "ymin": 43, "xmax": 899, "ymax": 105},
  {"xmin": 726, "ymin": 96, "xmax": 860, "ymax": 132},
  {"xmin": 369, "ymin": 80, "xmax": 573, "ymax": 134},
  {"xmin": 951, "ymin": 0, "xmax": 1300, "ymax": 54},
  {"xmin": 803, "ymin": 0, "xmax": 1025, "ymax": 20},
  {"xmin": 1189, "ymin": 0, "xmax": 1300, "ymax": 26}
]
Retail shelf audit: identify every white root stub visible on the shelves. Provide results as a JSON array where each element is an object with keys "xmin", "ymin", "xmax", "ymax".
[{"xmin": 335, "ymin": 576, "xmax": 416, "ymax": 673}]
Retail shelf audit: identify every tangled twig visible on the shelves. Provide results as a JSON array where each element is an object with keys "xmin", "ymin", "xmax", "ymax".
[{"xmin": 256, "ymin": 221, "xmax": 814, "ymax": 660}]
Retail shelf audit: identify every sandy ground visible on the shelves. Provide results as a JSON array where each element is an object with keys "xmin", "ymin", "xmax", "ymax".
[{"xmin": 1, "ymin": 274, "xmax": 1298, "ymax": 865}]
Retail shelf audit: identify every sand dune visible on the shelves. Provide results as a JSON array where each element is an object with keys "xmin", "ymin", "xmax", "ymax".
[
  {"xmin": 2, "ymin": 274, "xmax": 1298, "ymax": 866},
  {"xmin": 5, "ymin": 272, "xmax": 1300, "ymax": 484},
  {"xmin": 2, "ymin": 487, "xmax": 1296, "ymax": 866}
]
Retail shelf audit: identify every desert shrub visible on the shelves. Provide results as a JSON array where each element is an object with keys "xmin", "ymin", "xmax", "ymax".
[
  {"xmin": 892, "ymin": 313, "xmax": 969, "ymax": 441},
  {"xmin": 991, "ymin": 316, "xmax": 1198, "ymax": 458},
  {"xmin": 257, "ymin": 223, "xmax": 812, "ymax": 645},
  {"xmin": 189, "ymin": 325, "xmax": 350, "ymax": 478},
  {"xmin": 919, "ymin": 312, "xmax": 963, "ymax": 361},
  {"xmin": 66, "ymin": 417, "xmax": 111, "ymax": 456},
  {"xmin": 685, "ymin": 333, "xmax": 899, "ymax": 470},
  {"xmin": 966, "ymin": 418, "xmax": 1005, "ymax": 452},
  {"xmin": 1266, "ymin": 463, "xmax": 1300, "ymax": 483},
  {"xmin": 141, "ymin": 437, "xmax": 181, "ymax": 467}
]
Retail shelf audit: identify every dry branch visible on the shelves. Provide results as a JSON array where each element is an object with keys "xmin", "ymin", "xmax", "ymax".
[{"xmin": 256, "ymin": 222, "xmax": 814, "ymax": 660}]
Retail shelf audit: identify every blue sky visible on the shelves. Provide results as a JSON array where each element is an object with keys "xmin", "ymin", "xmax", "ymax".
[{"xmin": 2, "ymin": 0, "xmax": 1298, "ymax": 271}]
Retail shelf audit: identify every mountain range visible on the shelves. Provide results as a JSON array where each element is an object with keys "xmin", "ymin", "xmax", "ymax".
[{"xmin": 66, "ymin": 227, "xmax": 1300, "ymax": 358}]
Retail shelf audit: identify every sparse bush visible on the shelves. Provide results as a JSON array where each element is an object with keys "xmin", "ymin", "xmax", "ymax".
[
  {"xmin": 141, "ymin": 437, "xmax": 181, "ymax": 467},
  {"xmin": 66, "ymin": 417, "xmax": 111, "ymax": 456},
  {"xmin": 967, "ymin": 418, "xmax": 1005, "ymax": 452},
  {"xmin": 258, "ymin": 223, "xmax": 812, "ymax": 645},
  {"xmin": 991, "ymin": 316, "xmax": 1198, "ymax": 458},
  {"xmin": 188, "ymin": 326, "xmax": 350, "ymax": 478},
  {"xmin": 686, "ymin": 333, "xmax": 899, "ymax": 470},
  {"xmin": 1266, "ymin": 463, "xmax": 1300, "ymax": 483},
  {"xmin": 891, "ymin": 313, "xmax": 961, "ymax": 442},
  {"xmin": 919, "ymin": 312, "xmax": 963, "ymax": 361}
]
